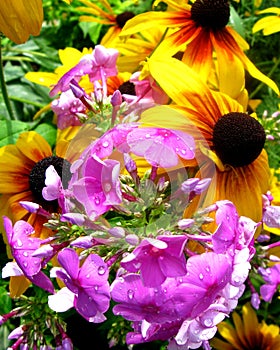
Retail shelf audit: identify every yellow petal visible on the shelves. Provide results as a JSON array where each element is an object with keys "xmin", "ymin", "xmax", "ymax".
[
  {"xmin": 121, "ymin": 11, "xmax": 182, "ymax": 37},
  {"xmin": 217, "ymin": 322, "xmax": 244, "ymax": 350},
  {"xmin": 0, "ymin": 0, "xmax": 43, "ymax": 44},
  {"xmin": 24, "ymin": 72, "xmax": 58, "ymax": 88},
  {"xmin": 9, "ymin": 275, "xmax": 31, "ymax": 298},
  {"xmin": 16, "ymin": 131, "xmax": 52, "ymax": 163}
]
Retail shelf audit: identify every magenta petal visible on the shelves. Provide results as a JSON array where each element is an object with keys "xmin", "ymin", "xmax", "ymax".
[
  {"xmin": 79, "ymin": 254, "xmax": 109, "ymax": 286},
  {"xmin": 75, "ymin": 291, "xmax": 98, "ymax": 319},
  {"xmin": 57, "ymin": 248, "xmax": 79, "ymax": 280},
  {"xmin": 29, "ymin": 271, "xmax": 55, "ymax": 294},
  {"xmin": 3, "ymin": 216, "xmax": 13, "ymax": 243},
  {"xmin": 260, "ymin": 284, "xmax": 277, "ymax": 302},
  {"xmin": 140, "ymin": 258, "xmax": 166, "ymax": 287},
  {"xmin": 159, "ymin": 255, "xmax": 187, "ymax": 277}
]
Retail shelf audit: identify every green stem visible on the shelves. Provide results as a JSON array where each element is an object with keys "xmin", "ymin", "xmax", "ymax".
[
  {"xmin": 0, "ymin": 36, "xmax": 16, "ymax": 120},
  {"xmin": 250, "ymin": 56, "xmax": 280, "ymax": 99}
]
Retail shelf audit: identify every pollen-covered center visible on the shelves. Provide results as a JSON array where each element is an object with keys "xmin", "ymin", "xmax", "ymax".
[
  {"xmin": 212, "ymin": 112, "xmax": 266, "ymax": 167},
  {"xmin": 29, "ymin": 156, "xmax": 71, "ymax": 204},
  {"xmin": 191, "ymin": 0, "xmax": 230, "ymax": 30},
  {"xmin": 116, "ymin": 11, "xmax": 135, "ymax": 28},
  {"xmin": 118, "ymin": 81, "xmax": 136, "ymax": 96}
]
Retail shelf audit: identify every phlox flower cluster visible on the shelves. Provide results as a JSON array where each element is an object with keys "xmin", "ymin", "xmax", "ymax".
[{"xmin": 2, "ymin": 42, "xmax": 280, "ymax": 350}]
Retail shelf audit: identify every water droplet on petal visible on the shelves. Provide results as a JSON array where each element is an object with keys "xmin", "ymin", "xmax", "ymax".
[
  {"xmin": 23, "ymin": 262, "xmax": 28, "ymax": 268},
  {"xmin": 127, "ymin": 289, "xmax": 134, "ymax": 299},
  {"xmin": 145, "ymin": 133, "xmax": 150, "ymax": 138},
  {"xmin": 17, "ymin": 239, "xmax": 23, "ymax": 247},
  {"xmin": 199, "ymin": 273, "xmax": 204, "ymax": 280},
  {"xmin": 102, "ymin": 141, "xmax": 109, "ymax": 148},
  {"xmin": 98, "ymin": 266, "xmax": 105, "ymax": 275},
  {"xmin": 23, "ymin": 251, "xmax": 28, "ymax": 257},
  {"xmin": 204, "ymin": 318, "xmax": 213, "ymax": 327}
]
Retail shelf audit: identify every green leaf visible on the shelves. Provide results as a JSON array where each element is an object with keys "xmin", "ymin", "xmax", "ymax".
[
  {"xmin": 229, "ymin": 5, "xmax": 245, "ymax": 38},
  {"xmin": 33, "ymin": 122, "xmax": 57, "ymax": 148},
  {"xmin": 0, "ymin": 120, "xmax": 30, "ymax": 146}
]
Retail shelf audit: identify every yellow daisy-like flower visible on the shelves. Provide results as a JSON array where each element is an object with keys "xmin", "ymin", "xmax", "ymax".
[
  {"xmin": 0, "ymin": 0, "xmax": 43, "ymax": 44},
  {"xmin": 211, "ymin": 302, "xmax": 280, "ymax": 349},
  {"xmin": 140, "ymin": 55, "xmax": 270, "ymax": 222},
  {"xmin": 253, "ymin": 7, "xmax": 280, "ymax": 36},
  {"xmin": 121, "ymin": 0, "xmax": 279, "ymax": 96},
  {"xmin": 76, "ymin": 0, "xmax": 135, "ymax": 47}
]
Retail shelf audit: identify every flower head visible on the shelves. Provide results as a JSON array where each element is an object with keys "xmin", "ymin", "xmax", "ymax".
[
  {"xmin": 121, "ymin": 235, "xmax": 188, "ymax": 287},
  {"xmin": 52, "ymin": 248, "xmax": 110, "ymax": 321}
]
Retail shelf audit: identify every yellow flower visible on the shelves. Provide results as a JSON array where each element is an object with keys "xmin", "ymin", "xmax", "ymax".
[
  {"xmin": 121, "ymin": 0, "xmax": 279, "ymax": 96},
  {"xmin": 139, "ymin": 56, "xmax": 270, "ymax": 223},
  {"xmin": 76, "ymin": 0, "xmax": 135, "ymax": 47},
  {"xmin": 211, "ymin": 302, "xmax": 280, "ymax": 349},
  {"xmin": 0, "ymin": 0, "xmax": 43, "ymax": 44},
  {"xmin": 253, "ymin": 7, "xmax": 280, "ymax": 36}
]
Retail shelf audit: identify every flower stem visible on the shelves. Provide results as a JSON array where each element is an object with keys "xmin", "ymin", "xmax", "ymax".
[{"xmin": 0, "ymin": 35, "xmax": 16, "ymax": 120}]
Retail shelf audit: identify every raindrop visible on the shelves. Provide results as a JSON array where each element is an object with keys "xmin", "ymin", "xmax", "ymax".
[
  {"xmin": 86, "ymin": 273, "xmax": 91, "ymax": 279},
  {"xmin": 205, "ymin": 265, "xmax": 210, "ymax": 273},
  {"xmin": 204, "ymin": 318, "xmax": 213, "ymax": 327},
  {"xmin": 102, "ymin": 141, "xmax": 109, "ymax": 148},
  {"xmin": 23, "ymin": 251, "xmax": 28, "ymax": 257},
  {"xmin": 145, "ymin": 133, "xmax": 151, "ymax": 138},
  {"xmin": 23, "ymin": 262, "xmax": 28, "ymax": 268},
  {"xmin": 88, "ymin": 296, "xmax": 92, "ymax": 301},
  {"xmin": 127, "ymin": 289, "xmax": 134, "ymax": 299},
  {"xmin": 94, "ymin": 285, "xmax": 99, "ymax": 291},
  {"xmin": 98, "ymin": 266, "xmax": 106, "ymax": 275},
  {"xmin": 17, "ymin": 239, "xmax": 23, "ymax": 247},
  {"xmin": 181, "ymin": 149, "xmax": 186, "ymax": 155},
  {"xmin": 95, "ymin": 198, "xmax": 100, "ymax": 205},
  {"xmin": 199, "ymin": 273, "xmax": 204, "ymax": 280}
]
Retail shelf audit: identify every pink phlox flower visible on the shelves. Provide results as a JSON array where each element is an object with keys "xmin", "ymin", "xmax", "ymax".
[
  {"xmin": 258, "ymin": 264, "xmax": 280, "ymax": 302},
  {"xmin": 175, "ymin": 252, "xmax": 232, "ymax": 319},
  {"xmin": 54, "ymin": 248, "xmax": 110, "ymax": 321},
  {"xmin": 42, "ymin": 165, "xmax": 69, "ymax": 213},
  {"xmin": 212, "ymin": 200, "xmax": 239, "ymax": 254},
  {"xmin": 77, "ymin": 123, "xmax": 139, "ymax": 161},
  {"xmin": 111, "ymin": 273, "xmax": 183, "ymax": 323},
  {"xmin": 51, "ymin": 90, "xmax": 84, "ymax": 129},
  {"xmin": 263, "ymin": 205, "xmax": 280, "ymax": 228},
  {"xmin": 50, "ymin": 45, "xmax": 118, "ymax": 97},
  {"xmin": 120, "ymin": 235, "xmax": 188, "ymax": 287},
  {"xmin": 3, "ymin": 216, "xmax": 54, "ymax": 293},
  {"xmin": 70, "ymin": 155, "xmax": 122, "ymax": 220},
  {"xmin": 212, "ymin": 200, "xmax": 257, "ymax": 255},
  {"xmin": 126, "ymin": 127, "xmax": 195, "ymax": 168},
  {"xmin": 19, "ymin": 201, "xmax": 51, "ymax": 217}
]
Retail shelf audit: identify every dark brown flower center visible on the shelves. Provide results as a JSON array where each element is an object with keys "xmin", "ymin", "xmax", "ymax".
[
  {"xmin": 191, "ymin": 0, "xmax": 230, "ymax": 30},
  {"xmin": 116, "ymin": 11, "xmax": 135, "ymax": 28},
  {"xmin": 118, "ymin": 81, "xmax": 136, "ymax": 96},
  {"xmin": 29, "ymin": 156, "xmax": 71, "ymax": 206},
  {"xmin": 212, "ymin": 112, "xmax": 266, "ymax": 167}
]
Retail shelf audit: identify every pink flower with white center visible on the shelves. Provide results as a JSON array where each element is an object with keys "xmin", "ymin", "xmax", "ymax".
[
  {"xmin": 51, "ymin": 248, "xmax": 110, "ymax": 322},
  {"xmin": 70, "ymin": 155, "xmax": 122, "ymax": 220},
  {"xmin": 127, "ymin": 127, "xmax": 195, "ymax": 168},
  {"xmin": 51, "ymin": 90, "xmax": 84, "ymax": 129},
  {"xmin": 121, "ymin": 235, "xmax": 188, "ymax": 287},
  {"xmin": 49, "ymin": 45, "xmax": 119, "ymax": 97}
]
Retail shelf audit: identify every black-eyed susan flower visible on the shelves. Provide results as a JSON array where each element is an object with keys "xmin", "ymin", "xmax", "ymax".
[
  {"xmin": 0, "ymin": 128, "xmax": 81, "ymax": 240},
  {"xmin": 253, "ymin": 7, "xmax": 280, "ymax": 36},
  {"xmin": 0, "ymin": 0, "xmax": 43, "ymax": 44},
  {"xmin": 211, "ymin": 302, "xmax": 280, "ymax": 349},
  {"xmin": 75, "ymin": 0, "xmax": 135, "ymax": 47},
  {"xmin": 139, "ymin": 56, "xmax": 270, "ymax": 223},
  {"xmin": 121, "ymin": 0, "xmax": 279, "ymax": 97}
]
